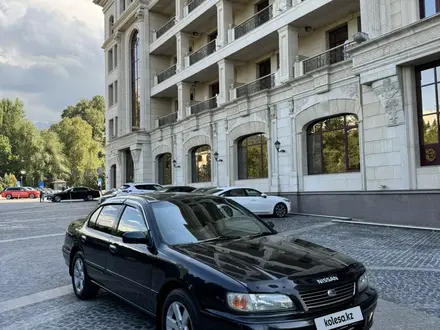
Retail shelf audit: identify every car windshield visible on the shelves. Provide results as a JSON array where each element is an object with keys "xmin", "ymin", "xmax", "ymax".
[
  {"xmin": 204, "ymin": 188, "xmax": 222, "ymax": 194},
  {"xmin": 151, "ymin": 196, "xmax": 273, "ymax": 245}
]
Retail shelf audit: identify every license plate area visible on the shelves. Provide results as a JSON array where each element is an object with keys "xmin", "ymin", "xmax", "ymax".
[{"xmin": 314, "ymin": 306, "xmax": 363, "ymax": 330}]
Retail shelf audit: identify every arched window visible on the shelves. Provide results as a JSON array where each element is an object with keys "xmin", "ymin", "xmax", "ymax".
[
  {"xmin": 191, "ymin": 145, "xmax": 211, "ymax": 183},
  {"xmin": 416, "ymin": 60, "xmax": 440, "ymax": 166},
  {"xmin": 307, "ymin": 114, "xmax": 360, "ymax": 175},
  {"xmin": 237, "ymin": 133, "xmax": 268, "ymax": 180},
  {"xmin": 109, "ymin": 16, "xmax": 114, "ymax": 36},
  {"xmin": 157, "ymin": 153, "xmax": 172, "ymax": 185},
  {"xmin": 130, "ymin": 30, "xmax": 140, "ymax": 131}
]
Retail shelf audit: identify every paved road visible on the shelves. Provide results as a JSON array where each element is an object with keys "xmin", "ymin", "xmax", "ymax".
[{"xmin": 1, "ymin": 200, "xmax": 439, "ymax": 329}]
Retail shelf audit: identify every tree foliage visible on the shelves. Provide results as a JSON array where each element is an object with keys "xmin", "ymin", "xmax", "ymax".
[{"xmin": 0, "ymin": 96, "xmax": 105, "ymax": 189}]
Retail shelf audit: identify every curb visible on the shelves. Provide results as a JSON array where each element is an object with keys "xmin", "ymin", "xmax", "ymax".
[{"xmin": 288, "ymin": 212, "xmax": 352, "ymax": 221}]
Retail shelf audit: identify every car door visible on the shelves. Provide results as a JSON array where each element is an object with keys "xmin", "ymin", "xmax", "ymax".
[
  {"xmin": 222, "ymin": 189, "xmax": 252, "ymax": 210},
  {"xmin": 106, "ymin": 202, "xmax": 155, "ymax": 312},
  {"xmin": 76, "ymin": 187, "xmax": 89, "ymax": 200},
  {"xmin": 81, "ymin": 204, "xmax": 123, "ymax": 287},
  {"xmin": 244, "ymin": 188, "xmax": 270, "ymax": 213}
]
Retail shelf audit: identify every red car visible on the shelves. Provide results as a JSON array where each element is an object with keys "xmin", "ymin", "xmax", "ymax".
[{"xmin": 1, "ymin": 187, "xmax": 40, "ymax": 199}]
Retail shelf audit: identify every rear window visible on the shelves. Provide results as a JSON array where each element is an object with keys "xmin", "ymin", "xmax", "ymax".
[{"xmin": 135, "ymin": 184, "xmax": 162, "ymax": 190}]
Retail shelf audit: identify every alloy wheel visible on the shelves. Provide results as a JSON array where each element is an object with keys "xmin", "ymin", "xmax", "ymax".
[
  {"xmin": 6, "ymin": 194, "xmax": 12, "ymax": 199},
  {"xmin": 275, "ymin": 203, "xmax": 287, "ymax": 218},
  {"xmin": 73, "ymin": 258, "xmax": 85, "ymax": 294},
  {"xmin": 166, "ymin": 301, "xmax": 192, "ymax": 330}
]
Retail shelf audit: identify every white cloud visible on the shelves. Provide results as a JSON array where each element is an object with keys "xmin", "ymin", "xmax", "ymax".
[{"xmin": 0, "ymin": 0, "xmax": 104, "ymax": 122}]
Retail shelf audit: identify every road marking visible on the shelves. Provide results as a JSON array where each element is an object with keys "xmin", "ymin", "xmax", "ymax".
[
  {"xmin": 0, "ymin": 233, "xmax": 65, "ymax": 244},
  {"xmin": 0, "ymin": 285, "xmax": 72, "ymax": 314}
]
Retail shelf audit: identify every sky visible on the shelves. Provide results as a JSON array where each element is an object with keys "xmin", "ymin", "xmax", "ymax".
[{"xmin": 0, "ymin": 0, "xmax": 104, "ymax": 123}]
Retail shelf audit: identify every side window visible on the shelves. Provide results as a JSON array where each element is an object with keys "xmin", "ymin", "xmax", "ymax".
[
  {"xmin": 134, "ymin": 184, "xmax": 146, "ymax": 190},
  {"xmin": 116, "ymin": 206, "xmax": 147, "ymax": 236},
  {"xmin": 245, "ymin": 189, "xmax": 261, "ymax": 197},
  {"xmin": 95, "ymin": 205, "xmax": 122, "ymax": 234},
  {"xmin": 228, "ymin": 189, "xmax": 246, "ymax": 197},
  {"xmin": 88, "ymin": 207, "xmax": 103, "ymax": 229}
]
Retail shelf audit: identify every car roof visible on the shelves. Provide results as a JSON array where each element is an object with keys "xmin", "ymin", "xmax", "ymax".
[
  {"xmin": 102, "ymin": 192, "xmax": 216, "ymax": 205},
  {"xmin": 212, "ymin": 186, "xmax": 255, "ymax": 191}
]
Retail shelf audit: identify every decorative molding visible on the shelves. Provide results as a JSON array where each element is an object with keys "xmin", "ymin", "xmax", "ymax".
[
  {"xmin": 269, "ymin": 104, "xmax": 277, "ymax": 120},
  {"xmin": 113, "ymin": 32, "xmax": 122, "ymax": 43},
  {"xmin": 211, "ymin": 122, "xmax": 217, "ymax": 137},
  {"xmin": 135, "ymin": 6, "xmax": 145, "ymax": 22},
  {"xmin": 341, "ymin": 83, "xmax": 359, "ymax": 98},
  {"xmin": 116, "ymin": 152, "xmax": 121, "ymax": 166},
  {"xmin": 130, "ymin": 149, "xmax": 141, "ymax": 169},
  {"xmin": 289, "ymin": 99, "xmax": 295, "ymax": 115},
  {"xmin": 224, "ymin": 119, "xmax": 228, "ymax": 132},
  {"xmin": 372, "ymin": 77, "xmax": 404, "ymax": 127}
]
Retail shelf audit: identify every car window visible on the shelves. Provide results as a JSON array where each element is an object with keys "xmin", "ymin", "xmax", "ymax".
[
  {"xmin": 95, "ymin": 205, "xmax": 122, "ymax": 234},
  {"xmin": 120, "ymin": 185, "xmax": 130, "ymax": 189},
  {"xmin": 115, "ymin": 206, "xmax": 147, "ymax": 236},
  {"xmin": 205, "ymin": 188, "xmax": 221, "ymax": 194},
  {"xmin": 245, "ymin": 189, "xmax": 261, "ymax": 197},
  {"xmin": 151, "ymin": 197, "xmax": 272, "ymax": 245},
  {"xmin": 222, "ymin": 189, "xmax": 246, "ymax": 197},
  {"xmin": 88, "ymin": 207, "xmax": 103, "ymax": 228}
]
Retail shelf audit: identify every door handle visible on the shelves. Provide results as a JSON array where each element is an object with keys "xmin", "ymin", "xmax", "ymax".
[
  {"xmin": 109, "ymin": 244, "xmax": 117, "ymax": 253},
  {"xmin": 80, "ymin": 235, "xmax": 86, "ymax": 243}
]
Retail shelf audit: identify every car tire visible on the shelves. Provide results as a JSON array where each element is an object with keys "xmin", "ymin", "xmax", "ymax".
[
  {"xmin": 161, "ymin": 289, "xmax": 200, "ymax": 330},
  {"xmin": 86, "ymin": 195, "xmax": 93, "ymax": 201},
  {"xmin": 274, "ymin": 203, "xmax": 287, "ymax": 218},
  {"xmin": 5, "ymin": 194, "xmax": 12, "ymax": 200},
  {"xmin": 54, "ymin": 196, "xmax": 61, "ymax": 202},
  {"xmin": 71, "ymin": 252, "xmax": 99, "ymax": 300},
  {"xmin": 29, "ymin": 194, "xmax": 35, "ymax": 199}
]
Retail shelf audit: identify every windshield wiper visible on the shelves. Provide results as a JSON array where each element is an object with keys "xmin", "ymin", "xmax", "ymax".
[
  {"xmin": 244, "ymin": 232, "xmax": 273, "ymax": 239},
  {"xmin": 198, "ymin": 235, "xmax": 241, "ymax": 243}
]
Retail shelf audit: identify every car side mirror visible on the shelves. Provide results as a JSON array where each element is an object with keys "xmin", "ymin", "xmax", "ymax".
[
  {"xmin": 261, "ymin": 193, "xmax": 267, "ymax": 198},
  {"xmin": 122, "ymin": 231, "xmax": 154, "ymax": 248}
]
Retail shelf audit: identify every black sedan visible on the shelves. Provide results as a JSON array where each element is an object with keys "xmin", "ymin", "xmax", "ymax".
[
  {"xmin": 51, "ymin": 186, "xmax": 100, "ymax": 202},
  {"xmin": 62, "ymin": 193, "xmax": 377, "ymax": 330}
]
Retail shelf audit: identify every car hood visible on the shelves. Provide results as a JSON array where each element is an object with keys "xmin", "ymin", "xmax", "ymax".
[{"xmin": 173, "ymin": 233, "xmax": 360, "ymax": 285}]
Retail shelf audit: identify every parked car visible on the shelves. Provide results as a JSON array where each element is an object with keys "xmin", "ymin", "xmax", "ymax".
[
  {"xmin": 118, "ymin": 182, "xmax": 162, "ymax": 194},
  {"xmin": 156, "ymin": 185, "xmax": 196, "ymax": 193},
  {"xmin": 98, "ymin": 188, "xmax": 120, "ymax": 204},
  {"xmin": 191, "ymin": 186, "xmax": 218, "ymax": 193},
  {"xmin": 1, "ymin": 187, "xmax": 40, "ymax": 199},
  {"xmin": 206, "ymin": 186, "xmax": 291, "ymax": 218},
  {"xmin": 62, "ymin": 193, "xmax": 377, "ymax": 330},
  {"xmin": 50, "ymin": 187, "xmax": 100, "ymax": 202}
]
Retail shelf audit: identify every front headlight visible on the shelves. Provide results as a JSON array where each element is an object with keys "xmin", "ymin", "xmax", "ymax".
[
  {"xmin": 226, "ymin": 293, "xmax": 294, "ymax": 312},
  {"xmin": 357, "ymin": 272, "xmax": 369, "ymax": 292}
]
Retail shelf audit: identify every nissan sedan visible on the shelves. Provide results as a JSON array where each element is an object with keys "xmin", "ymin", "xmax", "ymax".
[{"xmin": 62, "ymin": 193, "xmax": 377, "ymax": 330}]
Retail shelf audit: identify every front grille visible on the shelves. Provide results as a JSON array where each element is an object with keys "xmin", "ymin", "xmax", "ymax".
[{"xmin": 298, "ymin": 282, "xmax": 355, "ymax": 310}]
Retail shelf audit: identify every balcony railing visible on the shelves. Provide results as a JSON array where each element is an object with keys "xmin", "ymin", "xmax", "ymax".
[
  {"xmin": 234, "ymin": 5, "xmax": 273, "ymax": 40},
  {"xmin": 303, "ymin": 41, "xmax": 355, "ymax": 74},
  {"xmin": 158, "ymin": 112, "xmax": 178, "ymax": 127},
  {"xmin": 189, "ymin": 39, "xmax": 216, "ymax": 65},
  {"xmin": 236, "ymin": 73, "xmax": 275, "ymax": 98},
  {"xmin": 188, "ymin": 0, "xmax": 204, "ymax": 14},
  {"xmin": 157, "ymin": 64, "xmax": 176, "ymax": 84},
  {"xmin": 156, "ymin": 16, "xmax": 175, "ymax": 39},
  {"xmin": 190, "ymin": 96, "xmax": 217, "ymax": 115}
]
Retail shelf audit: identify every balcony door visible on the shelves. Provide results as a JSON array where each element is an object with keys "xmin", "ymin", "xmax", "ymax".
[
  {"xmin": 210, "ymin": 82, "xmax": 219, "ymax": 98},
  {"xmin": 258, "ymin": 58, "xmax": 271, "ymax": 78},
  {"xmin": 256, "ymin": 0, "xmax": 269, "ymax": 13},
  {"xmin": 328, "ymin": 24, "xmax": 348, "ymax": 64}
]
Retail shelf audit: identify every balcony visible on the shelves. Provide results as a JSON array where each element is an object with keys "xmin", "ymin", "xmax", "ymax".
[
  {"xmin": 301, "ymin": 42, "xmax": 356, "ymax": 75},
  {"xmin": 156, "ymin": 16, "xmax": 176, "ymax": 39},
  {"xmin": 188, "ymin": 39, "xmax": 216, "ymax": 66},
  {"xmin": 158, "ymin": 112, "xmax": 178, "ymax": 127},
  {"xmin": 234, "ymin": 5, "xmax": 273, "ymax": 40},
  {"xmin": 157, "ymin": 64, "xmax": 177, "ymax": 84},
  {"xmin": 187, "ymin": 0, "xmax": 205, "ymax": 15},
  {"xmin": 233, "ymin": 73, "xmax": 275, "ymax": 99},
  {"xmin": 190, "ymin": 96, "xmax": 217, "ymax": 115}
]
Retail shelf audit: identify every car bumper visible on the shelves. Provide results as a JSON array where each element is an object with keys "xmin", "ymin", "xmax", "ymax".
[{"xmin": 200, "ymin": 288, "xmax": 378, "ymax": 330}]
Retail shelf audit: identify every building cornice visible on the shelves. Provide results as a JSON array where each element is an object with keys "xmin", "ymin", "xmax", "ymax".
[{"xmin": 93, "ymin": 0, "xmax": 110, "ymax": 8}]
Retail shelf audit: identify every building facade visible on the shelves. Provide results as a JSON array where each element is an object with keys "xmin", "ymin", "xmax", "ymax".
[{"xmin": 93, "ymin": 0, "xmax": 440, "ymax": 227}]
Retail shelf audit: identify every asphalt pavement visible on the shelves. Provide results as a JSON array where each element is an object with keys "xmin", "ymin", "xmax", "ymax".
[{"xmin": 0, "ymin": 199, "xmax": 439, "ymax": 329}]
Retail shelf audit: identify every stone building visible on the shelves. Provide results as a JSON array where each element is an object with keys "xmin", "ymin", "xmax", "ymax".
[{"xmin": 93, "ymin": 0, "xmax": 440, "ymax": 227}]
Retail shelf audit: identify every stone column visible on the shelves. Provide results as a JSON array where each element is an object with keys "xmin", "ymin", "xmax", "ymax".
[
  {"xmin": 276, "ymin": 0, "xmax": 292, "ymax": 13},
  {"xmin": 177, "ymin": 82, "xmax": 191, "ymax": 119},
  {"xmin": 176, "ymin": 0, "xmax": 186, "ymax": 22},
  {"xmin": 217, "ymin": 59, "xmax": 235, "ymax": 105},
  {"xmin": 360, "ymin": 0, "xmax": 381, "ymax": 39},
  {"xmin": 130, "ymin": 146, "xmax": 142, "ymax": 182},
  {"xmin": 216, "ymin": 0, "xmax": 233, "ymax": 48},
  {"xmin": 278, "ymin": 25, "xmax": 298, "ymax": 83},
  {"xmin": 136, "ymin": 6, "xmax": 146, "ymax": 130},
  {"xmin": 176, "ymin": 32, "xmax": 190, "ymax": 72},
  {"xmin": 114, "ymin": 32, "xmax": 123, "ymax": 136}
]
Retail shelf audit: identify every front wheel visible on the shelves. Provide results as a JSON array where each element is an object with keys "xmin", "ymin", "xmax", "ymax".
[
  {"xmin": 161, "ymin": 289, "xmax": 200, "ymax": 330},
  {"xmin": 86, "ymin": 195, "xmax": 93, "ymax": 201},
  {"xmin": 5, "ymin": 194, "xmax": 12, "ymax": 200},
  {"xmin": 29, "ymin": 194, "xmax": 35, "ymax": 199},
  {"xmin": 274, "ymin": 203, "xmax": 287, "ymax": 218},
  {"xmin": 54, "ymin": 196, "xmax": 61, "ymax": 202},
  {"xmin": 71, "ymin": 252, "xmax": 99, "ymax": 300}
]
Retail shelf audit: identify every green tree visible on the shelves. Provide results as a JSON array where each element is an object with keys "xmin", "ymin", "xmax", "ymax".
[
  {"xmin": 0, "ymin": 135, "xmax": 12, "ymax": 173},
  {"xmin": 53, "ymin": 117, "xmax": 103, "ymax": 185},
  {"xmin": 40, "ymin": 130, "xmax": 69, "ymax": 182},
  {"xmin": 61, "ymin": 96, "xmax": 106, "ymax": 146}
]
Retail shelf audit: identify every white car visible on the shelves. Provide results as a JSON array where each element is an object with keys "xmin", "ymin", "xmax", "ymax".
[
  {"xmin": 206, "ymin": 186, "xmax": 291, "ymax": 218},
  {"xmin": 118, "ymin": 182, "xmax": 163, "ymax": 194}
]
